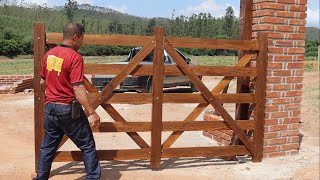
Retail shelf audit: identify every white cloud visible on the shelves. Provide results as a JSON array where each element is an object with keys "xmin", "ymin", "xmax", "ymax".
[
  {"xmin": 77, "ymin": 0, "xmax": 92, "ymax": 5},
  {"xmin": 307, "ymin": 8, "xmax": 320, "ymax": 27},
  {"xmin": 177, "ymin": 0, "xmax": 239, "ymax": 18},
  {"xmin": 105, "ymin": 4, "xmax": 128, "ymax": 14}
]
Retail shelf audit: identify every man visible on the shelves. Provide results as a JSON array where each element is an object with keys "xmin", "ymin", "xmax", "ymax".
[{"xmin": 34, "ymin": 23, "xmax": 101, "ymax": 180}]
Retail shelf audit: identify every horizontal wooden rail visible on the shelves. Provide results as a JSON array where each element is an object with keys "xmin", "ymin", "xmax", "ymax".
[
  {"xmin": 84, "ymin": 64, "xmax": 257, "ymax": 77},
  {"xmin": 92, "ymin": 120, "xmax": 255, "ymax": 132},
  {"xmin": 166, "ymin": 37, "xmax": 259, "ymax": 50},
  {"xmin": 46, "ymin": 33, "xmax": 153, "ymax": 46},
  {"xmin": 54, "ymin": 146, "xmax": 250, "ymax": 161},
  {"xmin": 87, "ymin": 93, "xmax": 256, "ymax": 104},
  {"xmin": 54, "ymin": 149, "xmax": 151, "ymax": 161},
  {"xmin": 162, "ymin": 146, "xmax": 250, "ymax": 158}
]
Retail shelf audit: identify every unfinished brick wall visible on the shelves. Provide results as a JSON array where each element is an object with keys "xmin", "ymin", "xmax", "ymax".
[
  {"xmin": 0, "ymin": 75, "xmax": 34, "ymax": 94},
  {"xmin": 204, "ymin": 0, "xmax": 307, "ymax": 158}
]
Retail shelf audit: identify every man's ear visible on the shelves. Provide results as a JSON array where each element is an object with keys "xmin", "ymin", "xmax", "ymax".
[{"xmin": 72, "ymin": 34, "xmax": 78, "ymax": 41}]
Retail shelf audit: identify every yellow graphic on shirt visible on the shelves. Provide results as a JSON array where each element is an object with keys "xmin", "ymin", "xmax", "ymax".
[{"xmin": 46, "ymin": 55, "xmax": 64, "ymax": 76}]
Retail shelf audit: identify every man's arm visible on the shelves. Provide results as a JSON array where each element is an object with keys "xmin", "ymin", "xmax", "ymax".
[{"xmin": 73, "ymin": 84, "xmax": 100, "ymax": 128}]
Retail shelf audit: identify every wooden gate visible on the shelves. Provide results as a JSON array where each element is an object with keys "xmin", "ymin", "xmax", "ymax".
[{"xmin": 34, "ymin": 23, "xmax": 267, "ymax": 170}]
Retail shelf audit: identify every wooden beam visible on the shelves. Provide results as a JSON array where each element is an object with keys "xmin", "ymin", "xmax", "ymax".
[
  {"xmin": 33, "ymin": 22, "xmax": 46, "ymax": 171},
  {"xmin": 54, "ymin": 149, "xmax": 151, "ymax": 161},
  {"xmin": 87, "ymin": 93, "xmax": 256, "ymax": 104},
  {"xmin": 162, "ymin": 146, "xmax": 250, "ymax": 158},
  {"xmin": 161, "ymin": 52, "xmax": 255, "ymax": 149},
  {"xmin": 252, "ymin": 33, "xmax": 268, "ymax": 162},
  {"xmin": 150, "ymin": 27, "xmax": 165, "ymax": 170},
  {"xmin": 94, "ymin": 120, "xmax": 255, "ymax": 132},
  {"xmin": 84, "ymin": 64, "xmax": 257, "ymax": 77},
  {"xmin": 166, "ymin": 37, "xmax": 259, "ymax": 50},
  {"xmin": 165, "ymin": 43, "xmax": 254, "ymax": 154},
  {"xmin": 90, "ymin": 39, "xmax": 156, "ymax": 109},
  {"xmin": 46, "ymin": 33, "xmax": 153, "ymax": 46}
]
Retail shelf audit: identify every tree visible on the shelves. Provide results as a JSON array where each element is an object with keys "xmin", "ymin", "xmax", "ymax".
[
  {"xmin": 146, "ymin": 18, "xmax": 156, "ymax": 36},
  {"xmin": 65, "ymin": 0, "xmax": 78, "ymax": 22},
  {"xmin": 224, "ymin": 6, "xmax": 234, "ymax": 38}
]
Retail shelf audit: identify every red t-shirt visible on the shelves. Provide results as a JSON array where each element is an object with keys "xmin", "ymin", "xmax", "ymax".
[{"xmin": 41, "ymin": 45, "xmax": 84, "ymax": 104}]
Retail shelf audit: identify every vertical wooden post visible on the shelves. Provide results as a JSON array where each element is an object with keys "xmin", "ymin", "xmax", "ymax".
[
  {"xmin": 252, "ymin": 33, "xmax": 268, "ymax": 162},
  {"xmin": 233, "ymin": 0, "xmax": 253, "ymax": 145},
  {"xmin": 150, "ymin": 27, "xmax": 165, "ymax": 170},
  {"xmin": 33, "ymin": 23, "xmax": 46, "ymax": 171},
  {"xmin": 236, "ymin": 0, "xmax": 253, "ymax": 120}
]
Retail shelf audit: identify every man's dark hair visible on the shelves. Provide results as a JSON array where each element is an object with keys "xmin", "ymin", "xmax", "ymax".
[{"xmin": 63, "ymin": 23, "xmax": 85, "ymax": 40}]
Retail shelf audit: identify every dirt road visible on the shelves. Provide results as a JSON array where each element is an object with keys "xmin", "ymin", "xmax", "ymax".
[{"xmin": 0, "ymin": 73, "xmax": 319, "ymax": 180}]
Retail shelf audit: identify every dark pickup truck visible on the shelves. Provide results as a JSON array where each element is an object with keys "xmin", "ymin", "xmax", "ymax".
[{"xmin": 91, "ymin": 47, "xmax": 200, "ymax": 92}]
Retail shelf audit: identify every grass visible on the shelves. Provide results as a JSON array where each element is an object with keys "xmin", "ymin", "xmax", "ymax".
[{"xmin": 0, "ymin": 55, "xmax": 317, "ymax": 75}]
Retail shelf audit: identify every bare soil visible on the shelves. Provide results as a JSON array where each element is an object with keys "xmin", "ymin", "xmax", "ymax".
[{"xmin": 0, "ymin": 73, "xmax": 319, "ymax": 180}]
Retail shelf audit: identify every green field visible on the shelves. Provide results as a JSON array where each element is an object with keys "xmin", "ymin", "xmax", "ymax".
[
  {"xmin": 0, "ymin": 55, "xmax": 238, "ymax": 75},
  {"xmin": 0, "ymin": 55, "xmax": 317, "ymax": 75}
]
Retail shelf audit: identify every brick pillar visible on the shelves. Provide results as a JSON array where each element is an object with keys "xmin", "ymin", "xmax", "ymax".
[
  {"xmin": 203, "ymin": 0, "xmax": 307, "ymax": 159},
  {"xmin": 252, "ymin": 0, "xmax": 307, "ymax": 158}
]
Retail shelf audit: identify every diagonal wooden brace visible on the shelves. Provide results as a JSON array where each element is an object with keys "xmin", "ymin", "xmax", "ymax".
[
  {"xmin": 164, "ymin": 43, "xmax": 254, "ymax": 154},
  {"xmin": 162, "ymin": 51, "xmax": 255, "ymax": 149},
  {"xmin": 91, "ymin": 39, "xmax": 156, "ymax": 109},
  {"xmin": 83, "ymin": 77, "xmax": 150, "ymax": 149}
]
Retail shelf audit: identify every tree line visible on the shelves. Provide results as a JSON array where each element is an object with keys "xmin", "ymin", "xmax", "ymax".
[{"xmin": 0, "ymin": 0, "xmax": 318, "ymax": 59}]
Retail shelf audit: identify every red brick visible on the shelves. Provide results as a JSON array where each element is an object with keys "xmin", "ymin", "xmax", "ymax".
[
  {"xmin": 273, "ymin": 98, "xmax": 291, "ymax": 104},
  {"xmin": 294, "ymin": 55, "xmax": 305, "ymax": 61},
  {"xmin": 267, "ymin": 151, "xmax": 286, "ymax": 158},
  {"xmin": 275, "ymin": 11, "xmax": 295, "ymax": 18},
  {"xmin": 267, "ymin": 32, "xmax": 285, "ymax": 39},
  {"xmin": 283, "ymin": 117, "xmax": 300, "ymax": 124},
  {"xmin": 269, "ymin": 138, "xmax": 287, "ymax": 145},
  {"xmin": 292, "ymin": 97, "xmax": 302, "ymax": 103},
  {"xmin": 290, "ymin": 136, "xmax": 300, "ymax": 143},
  {"xmin": 252, "ymin": 24, "xmax": 275, "ymax": 31},
  {"xmin": 260, "ymin": 3, "xmax": 286, "ymax": 10},
  {"xmin": 281, "ymin": 130, "xmax": 300, "ymax": 137},
  {"xmin": 289, "ymin": 5, "xmax": 307, "ymax": 12},
  {"xmin": 264, "ymin": 132, "xmax": 279, "ymax": 139},
  {"xmin": 287, "ymin": 48, "xmax": 305, "ymax": 54},
  {"xmin": 286, "ymin": 77, "xmax": 303, "ymax": 83},
  {"xmin": 274, "ymin": 40, "xmax": 294, "ymax": 46},
  {"xmin": 273, "ymin": 84, "xmax": 291, "ymax": 90},
  {"xmin": 281, "ymin": 144, "xmax": 300, "ymax": 150},
  {"xmin": 266, "ymin": 91, "xmax": 280, "ymax": 98},
  {"xmin": 266, "ymin": 105, "xmax": 280, "ymax": 111},
  {"xmin": 298, "ymin": 12, "xmax": 307, "ymax": 19},
  {"xmin": 295, "ymin": 40, "xmax": 305, "ymax": 46},
  {"xmin": 271, "ymin": 111, "xmax": 288, "ymax": 118},
  {"xmin": 292, "ymin": 110, "xmax": 301, "ymax": 116},
  {"xmin": 294, "ymin": 84, "xmax": 303, "ymax": 90},
  {"xmin": 260, "ymin": 17, "xmax": 285, "ymax": 24},
  {"xmin": 267, "ymin": 63, "xmax": 283, "ymax": 69},
  {"xmin": 285, "ymin": 91, "xmax": 302, "ymax": 97},
  {"xmin": 265, "ymin": 119, "xmax": 279, "ymax": 125},
  {"xmin": 273, "ymin": 55, "xmax": 293, "ymax": 61},
  {"xmin": 264, "ymin": 146, "xmax": 278, "ymax": 153},
  {"xmin": 277, "ymin": 0, "xmax": 295, "ymax": 3},
  {"xmin": 294, "ymin": 69, "xmax": 304, "ymax": 76},
  {"xmin": 253, "ymin": 10, "xmax": 275, "ymax": 17},
  {"xmin": 288, "ymin": 19, "xmax": 307, "ymax": 26},
  {"xmin": 287, "ymin": 62, "xmax": 304, "ymax": 68},
  {"xmin": 287, "ymin": 33, "xmax": 305, "ymax": 39},
  {"xmin": 273, "ymin": 70, "xmax": 292, "ymax": 76}
]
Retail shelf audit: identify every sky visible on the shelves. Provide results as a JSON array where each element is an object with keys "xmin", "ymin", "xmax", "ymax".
[{"xmin": 10, "ymin": 0, "xmax": 320, "ymax": 27}]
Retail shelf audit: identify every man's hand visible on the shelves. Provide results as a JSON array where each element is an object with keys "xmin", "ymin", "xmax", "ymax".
[{"xmin": 88, "ymin": 111, "xmax": 101, "ymax": 129}]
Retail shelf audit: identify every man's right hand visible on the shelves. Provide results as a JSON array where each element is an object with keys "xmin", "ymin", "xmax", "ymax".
[{"xmin": 88, "ymin": 112, "xmax": 101, "ymax": 129}]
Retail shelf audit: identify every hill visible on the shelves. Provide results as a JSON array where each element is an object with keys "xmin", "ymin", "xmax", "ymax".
[{"xmin": 306, "ymin": 27, "xmax": 320, "ymax": 41}]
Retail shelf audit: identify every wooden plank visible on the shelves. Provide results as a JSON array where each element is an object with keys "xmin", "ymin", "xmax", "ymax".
[
  {"xmin": 162, "ymin": 52, "xmax": 255, "ymax": 149},
  {"xmin": 150, "ymin": 27, "xmax": 165, "ymax": 170},
  {"xmin": 95, "ymin": 120, "xmax": 255, "ymax": 132},
  {"xmin": 166, "ymin": 37, "xmax": 259, "ymax": 50},
  {"xmin": 162, "ymin": 146, "xmax": 250, "ymax": 158},
  {"xmin": 235, "ymin": 0, "xmax": 254, "ymax": 138},
  {"xmin": 33, "ymin": 22, "xmax": 46, "ymax": 171},
  {"xmin": 165, "ymin": 43, "xmax": 254, "ymax": 154},
  {"xmin": 46, "ymin": 33, "xmax": 153, "ymax": 46},
  {"xmin": 84, "ymin": 64, "xmax": 257, "ymax": 77},
  {"xmin": 252, "ymin": 33, "xmax": 268, "ymax": 162},
  {"xmin": 54, "ymin": 149, "xmax": 151, "ymax": 161},
  {"xmin": 83, "ymin": 77, "xmax": 150, "ymax": 149},
  {"xmin": 87, "ymin": 93, "xmax": 256, "ymax": 104},
  {"xmin": 90, "ymin": 39, "xmax": 156, "ymax": 109}
]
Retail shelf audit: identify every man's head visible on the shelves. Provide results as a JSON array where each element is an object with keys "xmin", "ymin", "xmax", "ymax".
[{"xmin": 63, "ymin": 23, "xmax": 85, "ymax": 50}]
